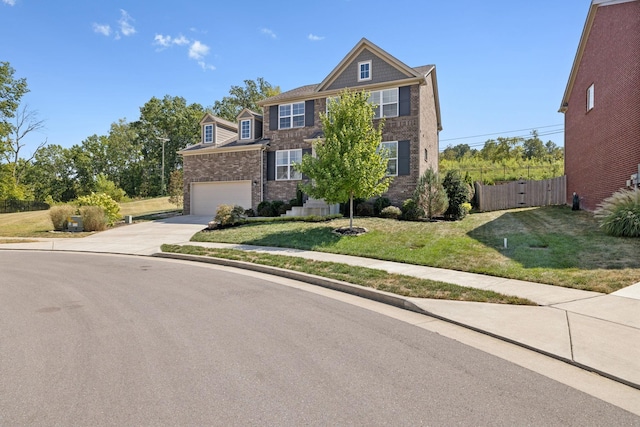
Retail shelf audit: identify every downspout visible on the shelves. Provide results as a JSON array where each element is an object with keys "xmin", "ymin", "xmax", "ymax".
[{"xmin": 260, "ymin": 145, "xmax": 265, "ymax": 203}]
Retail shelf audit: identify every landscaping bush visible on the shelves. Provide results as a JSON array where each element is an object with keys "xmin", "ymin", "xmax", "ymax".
[
  {"xmin": 257, "ymin": 201, "xmax": 274, "ymax": 217},
  {"xmin": 462, "ymin": 202, "xmax": 472, "ymax": 215},
  {"xmin": 271, "ymin": 200, "xmax": 285, "ymax": 216},
  {"xmin": 95, "ymin": 174, "xmax": 126, "ymax": 202},
  {"xmin": 340, "ymin": 198, "xmax": 366, "ymax": 216},
  {"xmin": 356, "ymin": 202, "xmax": 374, "ymax": 217},
  {"xmin": 244, "ymin": 208, "xmax": 255, "ymax": 217},
  {"xmin": 373, "ymin": 196, "xmax": 391, "ymax": 216},
  {"xmin": 75, "ymin": 192, "xmax": 120, "ymax": 225},
  {"xmin": 215, "ymin": 204, "xmax": 245, "ymax": 226},
  {"xmin": 594, "ymin": 189, "xmax": 640, "ymax": 237},
  {"xmin": 380, "ymin": 205, "xmax": 401, "ymax": 219},
  {"xmin": 49, "ymin": 205, "xmax": 76, "ymax": 231},
  {"xmin": 400, "ymin": 198, "xmax": 424, "ymax": 221},
  {"xmin": 414, "ymin": 167, "xmax": 448, "ymax": 219},
  {"xmin": 442, "ymin": 170, "xmax": 471, "ymax": 220},
  {"xmin": 277, "ymin": 202, "xmax": 292, "ymax": 216},
  {"xmin": 80, "ymin": 205, "xmax": 107, "ymax": 232},
  {"xmin": 291, "ymin": 185, "xmax": 305, "ymax": 207}
]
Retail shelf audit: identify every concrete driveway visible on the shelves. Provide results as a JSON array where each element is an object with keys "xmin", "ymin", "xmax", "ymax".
[{"xmin": 2, "ymin": 215, "xmax": 211, "ymax": 255}]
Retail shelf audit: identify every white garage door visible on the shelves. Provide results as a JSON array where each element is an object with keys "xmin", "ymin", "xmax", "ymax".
[{"xmin": 191, "ymin": 181, "xmax": 252, "ymax": 216}]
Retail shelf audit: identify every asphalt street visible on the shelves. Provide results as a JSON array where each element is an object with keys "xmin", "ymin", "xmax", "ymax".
[{"xmin": 1, "ymin": 252, "xmax": 639, "ymax": 425}]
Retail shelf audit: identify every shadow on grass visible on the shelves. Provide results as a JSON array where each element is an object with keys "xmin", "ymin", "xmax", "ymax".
[
  {"xmin": 466, "ymin": 207, "xmax": 606, "ymax": 270},
  {"xmin": 231, "ymin": 225, "xmax": 340, "ymax": 250}
]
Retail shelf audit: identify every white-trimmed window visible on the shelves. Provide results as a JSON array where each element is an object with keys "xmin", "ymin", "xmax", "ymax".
[
  {"xmin": 240, "ymin": 119, "xmax": 251, "ymax": 139},
  {"xmin": 204, "ymin": 124, "xmax": 213, "ymax": 143},
  {"xmin": 380, "ymin": 141, "xmax": 398, "ymax": 176},
  {"xmin": 325, "ymin": 96, "xmax": 339, "ymax": 114},
  {"xmin": 369, "ymin": 88, "xmax": 398, "ymax": 119},
  {"xmin": 358, "ymin": 60, "xmax": 371, "ymax": 82},
  {"xmin": 587, "ymin": 83, "xmax": 594, "ymax": 112},
  {"xmin": 279, "ymin": 102, "xmax": 305, "ymax": 129},
  {"xmin": 276, "ymin": 149, "xmax": 302, "ymax": 180}
]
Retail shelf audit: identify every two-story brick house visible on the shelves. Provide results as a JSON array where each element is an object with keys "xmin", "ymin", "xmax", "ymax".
[
  {"xmin": 181, "ymin": 38, "xmax": 442, "ymax": 216},
  {"xmin": 560, "ymin": 0, "xmax": 640, "ymax": 211}
]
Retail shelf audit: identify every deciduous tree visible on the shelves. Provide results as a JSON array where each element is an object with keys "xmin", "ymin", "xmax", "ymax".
[
  {"xmin": 211, "ymin": 78, "xmax": 280, "ymax": 121},
  {"xmin": 297, "ymin": 90, "xmax": 391, "ymax": 230}
]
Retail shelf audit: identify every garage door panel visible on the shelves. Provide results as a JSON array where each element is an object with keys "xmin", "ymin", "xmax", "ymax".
[{"xmin": 191, "ymin": 181, "xmax": 252, "ymax": 216}]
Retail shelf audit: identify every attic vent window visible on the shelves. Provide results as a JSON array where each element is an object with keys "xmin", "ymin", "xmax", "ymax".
[
  {"xmin": 586, "ymin": 83, "xmax": 594, "ymax": 112},
  {"xmin": 358, "ymin": 60, "xmax": 371, "ymax": 82}
]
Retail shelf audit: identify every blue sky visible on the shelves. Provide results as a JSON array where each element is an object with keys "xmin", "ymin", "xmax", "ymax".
[{"xmin": 1, "ymin": 0, "xmax": 589, "ymax": 156}]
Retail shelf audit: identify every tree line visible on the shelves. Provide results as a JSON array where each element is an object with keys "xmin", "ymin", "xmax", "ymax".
[
  {"xmin": 0, "ymin": 60, "xmax": 278, "ymax": 203},
  {"xmin": 440, "ymin": 132, "xmax": 565, "ymax": 184}
]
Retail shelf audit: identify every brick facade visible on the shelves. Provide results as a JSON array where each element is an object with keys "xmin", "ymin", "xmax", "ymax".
[
  {"xmin": 262, "ymin": 84, "xmax": 440, "ymax": 207},
  {"xmin": 182, "ymin": 148, "xmax": 263, "ymax": 214},
  {"xmin": 182, "ymin": 39, "xmax": 442, "ymax": 214},
  {"xmin": 563, "ymin": 0, "xmax": 640, "ymax": 211}
]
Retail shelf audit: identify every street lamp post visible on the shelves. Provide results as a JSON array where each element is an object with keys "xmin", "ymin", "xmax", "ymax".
[{"xmin": 157, "ymin": 137, "xmax": 170, "ymax": 195}]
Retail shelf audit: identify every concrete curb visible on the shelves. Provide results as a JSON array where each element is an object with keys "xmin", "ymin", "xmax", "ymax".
[
  {"xmin": 154, "ymin": 252, "xmax": 419, "ymax": 313},
  {"xmin": 153, "ymin": 251, "xmax": 640, "ymax": 391}
]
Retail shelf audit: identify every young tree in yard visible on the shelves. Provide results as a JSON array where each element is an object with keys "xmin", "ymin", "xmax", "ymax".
[
  {"xmin": 168, "ymin": 169, "xmax": 183, "ymax": 209},
  {"xmin": 297, "ymin": 89, "xmax": 391, "ymax": 230},
  {"xmin": 414, "ymin": 167, "xmax": 448, "ymax": 220},
  {"xmin": 442, "ymin": 170, "xmax": 470, "ymax": 220}
]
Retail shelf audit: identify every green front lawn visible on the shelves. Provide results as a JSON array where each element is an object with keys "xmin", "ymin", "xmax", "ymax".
[
  {"xmin": 0, "ymin": 197, "xmax": 178, "ymax": 238},
  {"xmin": 191, "ymin": 206, "xmax": 640, "ymax": 294},
  {"xmin": 161, "ymin": 245, "xmax": 535, "ymax": 305}
]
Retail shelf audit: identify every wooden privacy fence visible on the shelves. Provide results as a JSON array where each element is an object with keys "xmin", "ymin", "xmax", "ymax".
[{"xmin": 474, "ymin": 176, "xmax": 566, "ymax": 212}]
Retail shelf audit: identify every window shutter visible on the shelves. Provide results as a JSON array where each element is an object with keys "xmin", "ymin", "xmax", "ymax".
[
  {"xmin": 267, "ymin": 151, "xmax": 275, "ymax": 181},
  {"xmin": 269, "ymin": 106, "xmax": 278, "ymax": 131},
  {"xmin": 399, "ymin": 86, "xmax": 410, "ymax": 116},
  {"xmin": 305, "ymin": 100, "xmax": 314, "ymax": 127},
  {"xmin": 301, "ymin": 148, "xmax": 312, "ymax": 179},
  {"xmin": 398, "ymin": 140, "xmax": 410, "ymax": 176}
]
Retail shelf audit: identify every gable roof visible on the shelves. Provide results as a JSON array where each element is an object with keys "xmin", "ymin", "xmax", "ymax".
[
  {"xmin": 257, "ymin": 39, "xmax": 441, "ymax": 130},
  {"xmin": 237, "ymin": 108, "xmax": 263, "ymax": 120},
  {"xmin": 199, "ymin": 113, "xmax": 237, "ymax": 131},
  {"xmin": 559, "ymin": 0, "xmax": 638, "ymax": 112},
  {"xmin": 316, "ymin": 38, "xmax": 424, "ymax": 92}
]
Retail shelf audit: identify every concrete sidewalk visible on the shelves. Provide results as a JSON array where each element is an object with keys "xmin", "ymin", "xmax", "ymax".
[{"xmin": 2, "ymin": 215, "xmax": 640, "ymax": 390}]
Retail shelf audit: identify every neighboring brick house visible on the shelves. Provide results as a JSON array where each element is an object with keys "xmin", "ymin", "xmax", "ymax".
[
  {"xmin": 559, "ymin": 0, "xmax": 640, "ymax": 211},
  {"xmin": 181, "ymin": 38, "xmax": 442, "ymax": 216}
]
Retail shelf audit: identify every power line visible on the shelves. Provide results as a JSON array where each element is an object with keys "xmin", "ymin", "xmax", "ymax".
[
  {"xmin": 440, "ymin": 123, "xmax": 564, "ymax": 143},
  {"xmin": 440, "ymin": 129, "xmax": 564, "ymax": 151}
]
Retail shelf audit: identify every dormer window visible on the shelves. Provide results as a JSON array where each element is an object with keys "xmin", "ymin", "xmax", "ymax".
[
  {"xmin": 241, "ymin": 119, "xmax": 251, "ymax": 140},
  {"xmin": 358, "ymin": 60, "xmax": 371, "ymax": 82},
  {"xmin": 204, "ymin": 124, "xmax": 213, "ymax": 143}
]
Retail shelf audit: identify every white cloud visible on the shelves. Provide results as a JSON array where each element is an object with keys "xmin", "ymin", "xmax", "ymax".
[
  {"xmin": 173, "ymin": 35, "xmax": 189, "ymax": 46},
  {"xmin": 2, "ymin": 0, "xmax": 16, "ymax": 6},
  {"xmin": 153, "ymin": 34, "xmax": 215, "ymax": 71},
  {"xmin": 308, "ymin": 34, "xmax": 325, "ymax": 41},
  {"xmin": 154, "ymin": 34, "xmax": 190, "ymax": 47},
  {"xmin": 198, "ymin": 61, "xmax": 216, "ymax": 71},
  {"xmin": 188, "ymin": 41, "xmax": 216, "ymax": 71},
  {"xmin": 154, "ymin": 34, "xmax": 172, "ymax": 47},
  {"xmin": 118, "ymin": 9, "xmax": 136, "ymax": 37},
  {"xmin": 92, "ymin": 23, "xmax": 112, "ymax": 36},
  {"xmin": 188, "ymin": 40, "xmax": 209, "ymax": 60},
  {"xmin": 260, "ymin": 28, "xmax": 277, "ymax": 39}
]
